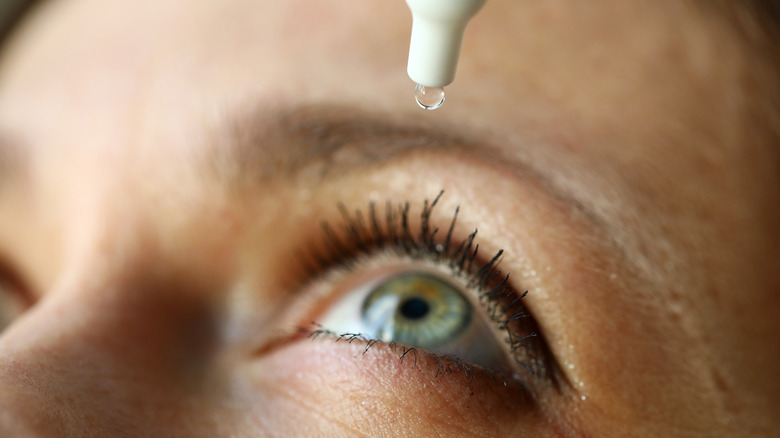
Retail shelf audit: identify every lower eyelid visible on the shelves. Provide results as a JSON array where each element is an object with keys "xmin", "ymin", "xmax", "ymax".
[
  {"xmin": 306, "ymin": 326, "xmax": 531, "ymax": 392},
  {"xmin": 255, "ymin": 330, "xmax": 545, "ymax": 433}
]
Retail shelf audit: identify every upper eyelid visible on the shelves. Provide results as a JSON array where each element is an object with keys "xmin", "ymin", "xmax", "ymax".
[{"xmin": 296, "ymin": 194, "xmax": 487, "ymax": 283}]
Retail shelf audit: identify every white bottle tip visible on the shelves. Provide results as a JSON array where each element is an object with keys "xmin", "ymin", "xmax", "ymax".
[{"xmin": 414, "ymin": 84, "xmax": 445, "ymax": 110}]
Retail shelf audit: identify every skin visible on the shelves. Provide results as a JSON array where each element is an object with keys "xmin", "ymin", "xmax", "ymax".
[{"xmin": 0, "ymin": 0, "xmax": 778, "ymax": 436}]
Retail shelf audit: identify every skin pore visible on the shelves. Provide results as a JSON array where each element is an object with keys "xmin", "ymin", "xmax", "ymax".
[{"xmin": 0, "ymin": 0, "xmax": 779, "ymax": 436}]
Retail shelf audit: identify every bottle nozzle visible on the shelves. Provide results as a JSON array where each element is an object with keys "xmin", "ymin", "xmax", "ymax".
[{"xmin": 405, "ymin": 0, "xmax": 486, "ymax": 89}]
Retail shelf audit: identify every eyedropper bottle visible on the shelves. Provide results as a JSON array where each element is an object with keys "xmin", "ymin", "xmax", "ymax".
[{"xmin": 405, "ymin": 0, "xmax": 487, "ymax": 110}]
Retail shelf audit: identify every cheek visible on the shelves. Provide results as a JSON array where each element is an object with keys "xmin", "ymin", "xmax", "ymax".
[{"xmin": 243, "ymin": 339, "xmax": 569, "ymax": 436}]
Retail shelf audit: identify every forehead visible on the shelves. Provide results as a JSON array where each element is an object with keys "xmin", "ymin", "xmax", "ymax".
[
  {"xmin": 0, "ymin": 1, "xmax": 755, "ymax": 145},
  {"xmin": 0, "ymin": 0, "xmax": 776, "ymax": 208},
  {"xmin": 0, "ymin": 1, "xmax": 774, "ymax": 226}
]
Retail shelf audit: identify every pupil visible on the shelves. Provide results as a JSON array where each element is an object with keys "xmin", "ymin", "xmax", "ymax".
[{"xmin": 399, "ymin": 297, "xmax": 430, "ymax": 320}]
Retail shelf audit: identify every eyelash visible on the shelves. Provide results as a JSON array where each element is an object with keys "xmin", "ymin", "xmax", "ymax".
[{"xmin": 297, "ymin": 191, "xmax": 547, "ymax": 385}]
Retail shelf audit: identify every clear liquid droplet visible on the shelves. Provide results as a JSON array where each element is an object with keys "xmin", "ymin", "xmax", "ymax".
[{"xmin": 414, "ymin": 84, "xmax": 445, "ymax": 110}]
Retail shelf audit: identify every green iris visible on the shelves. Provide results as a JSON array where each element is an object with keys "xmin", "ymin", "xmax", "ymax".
[{"xmin": 360, "ymin": 272, "xmax": 472, "ymax": 348}]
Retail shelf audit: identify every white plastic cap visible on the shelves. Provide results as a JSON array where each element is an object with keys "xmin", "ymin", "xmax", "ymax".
[{"xmin": 405, "ymin": 0, "xmax": 486, "ymax": 88}]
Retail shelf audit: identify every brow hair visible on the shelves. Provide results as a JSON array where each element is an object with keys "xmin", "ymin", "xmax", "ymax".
[{"xmin": 206, "ymin": 104, "xmax": 487, "ymax": 188}]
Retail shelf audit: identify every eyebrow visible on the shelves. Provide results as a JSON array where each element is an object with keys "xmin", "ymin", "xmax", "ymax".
[
  {"xmin": 202, "ymin": 104, "xmax": 606, "ymax": 228},
  {"xmin": 205, "ymin": 105, "xmax": 563, "ymax": 196},
  {"xmin": 206, "ymin": 104, "xmax": 501, "ymax": 187}
]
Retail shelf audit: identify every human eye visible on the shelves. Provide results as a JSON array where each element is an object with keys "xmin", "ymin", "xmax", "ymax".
[{"xmin": 291, "ymin": 191, "xmax": 555, "ymax": 393}]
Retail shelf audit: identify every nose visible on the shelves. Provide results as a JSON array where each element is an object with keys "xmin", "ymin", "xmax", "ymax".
[{"xmin": 0, "ymin": 254, "xmax": 221, "ymax": 436}]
